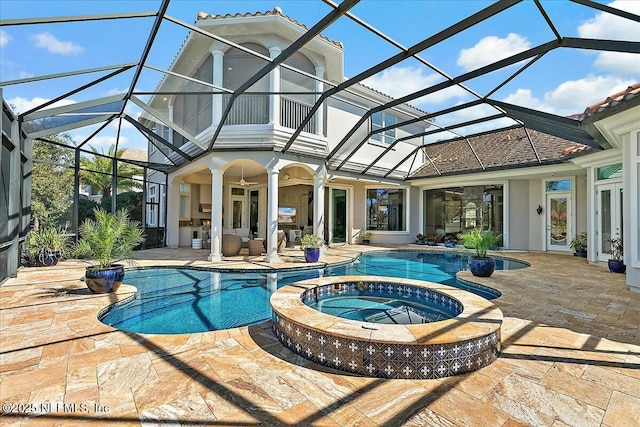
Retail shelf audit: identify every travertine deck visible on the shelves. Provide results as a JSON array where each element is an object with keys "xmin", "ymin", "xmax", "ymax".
[{"xmin": 1, "ymin": 245, "xmax": 639, "ymax": 426}]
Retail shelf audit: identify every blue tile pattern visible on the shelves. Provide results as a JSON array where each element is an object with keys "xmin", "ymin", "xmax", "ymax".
[{"xmin": 273, "ymin": 281, "xmax": 500, "ymax": 379}]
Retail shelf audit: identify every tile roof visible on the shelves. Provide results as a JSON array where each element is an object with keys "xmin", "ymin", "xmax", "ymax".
[
  {"xmin": 196, "ymin": 7, "xmax": 344, "ymax": 49},
  {"xmin": 410, "ymin": 126, "xmax": 591, "ymax": 178},
  {"xmin": 581, "ymin": 83, "xmax": 640, "ymax": 118}
]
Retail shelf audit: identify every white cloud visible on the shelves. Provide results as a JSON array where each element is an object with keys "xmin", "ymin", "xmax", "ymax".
[
  {"xmin": 502, "ymin": 75, "xmax": 636, "ymax": 116},
  {"xmin": 0, "ymin": 29, "xmax": 11, "ymax": 47},
  {"xmin": 457, "ymin": 33, "xmax": 531, "ymax": 72},
  {"xmin": 578, "ymin": 1, "xmax": 640, "ymax": 74},
  {"xmin": 18, "ymin": 71, "xmax": 35, "ymax": 79},
  {"xmin": 30, "ymin": 32, "xmax": 84, "ymax": 55},
  {"xmin": 362, "ymin": 66, "xmax": 468, "ymax": 106},
  {"xmin": 502, "ymin": 89, "xmax": 547, "ymax": 111},
  {"xmin": 105, "ymin": 87, "xmax": 128, "ymax": 97},
  {"xmin": 7, "ymin": 96, "xmax": 76, "ymax": 115},
  {"xmin": 578, "ymin": 0, "xmax": 640, "ymax": 41},
  {"xmin": 593, "ymin": 52, "xmax": 640, "ymax": 75}
]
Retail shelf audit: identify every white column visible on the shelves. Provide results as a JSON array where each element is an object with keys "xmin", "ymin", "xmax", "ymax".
[
  {"xmin": 626, "ymin": 129, "xmax": 640, "ymax": 291},
  {"xmin": 166, "ymin": 178, "xmax": 180, "ymax": 248},
  {"xmin": 212, "ymin": 49, "xmax": 224, "ymax": 128},
  {"xmin": 315, "ymin": 66, "xmax": 324, "ymax": 136},
  {"xmin": 314, "ymin": 167, "xmax": 325, "ymax": 242},
  {"xmin": 264, "ymin": 166, "xmax": 281, "ymax": 263},
  {"xmin": 269, "ymin": 46, "xmax": 281, "ymax": 126},
  {"xmin": 208, "ymin": 168, "xmax": 223, "ymax": 262}
]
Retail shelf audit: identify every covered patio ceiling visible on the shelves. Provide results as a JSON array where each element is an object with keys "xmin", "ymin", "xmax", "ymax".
[{"xmin": 1, "ymin": 0, "xmax": 638, "ymax": 178}]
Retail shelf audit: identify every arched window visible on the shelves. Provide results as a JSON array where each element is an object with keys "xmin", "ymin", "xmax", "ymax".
[
  {"xmin": 223, "ymin": 43, "xmax": 270, "ymax": 124},
  {"xmin": 282, "ymin": 52, "xmax": 316, "ymax": 105},
  {"xmin": 281, "ymin": 52, "xmax": 316, "ymax": 132}
]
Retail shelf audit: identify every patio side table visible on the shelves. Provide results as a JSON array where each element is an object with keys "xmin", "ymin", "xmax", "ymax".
[{"xmin": 248, "ymin": 239, "xmax": 264, "ymax": 256}]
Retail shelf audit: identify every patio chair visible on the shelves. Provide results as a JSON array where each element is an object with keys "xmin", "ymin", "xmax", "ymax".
[
  {"xmin": 235, "ymin": 228, "xmax": 251, "ymax": 246},
  {"xmin": 263, "ymin": 231, "xmax": 287, "ymax": 253},
  {"xmin": 277, "ymin": 230, "xmax": 287, "ymax": 252},
  {"xmin": 222, "ymin": 234, "xmax": 242, "ymax": 257}
]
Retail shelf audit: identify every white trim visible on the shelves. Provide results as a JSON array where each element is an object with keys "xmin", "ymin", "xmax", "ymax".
[
  {"xmin": 502, "ymin": 180, "xmax": 510, "ymax": 249},
  {"xmin": 630, "ymin": 129, "xmax": 640, "ymax": 269},
  {"xmin": 327, "ymin": 182, "xmax": 354, "ymax": 244},
  {"xmin": 570, "ymin": 148, "xmax": 622, "ymax": 168},
  {"xmin": 541, "ymin": 176, "xmax": 576, "ymax": 253}
]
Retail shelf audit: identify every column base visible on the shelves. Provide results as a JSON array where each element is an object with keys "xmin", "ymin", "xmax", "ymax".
[
  {"xmin": 264, "ymin": 253, "xmax": 281, "ymax": 263},
  {"xmin": 208, "ymin": 253, "xmax": 222, "ymax": 262}
]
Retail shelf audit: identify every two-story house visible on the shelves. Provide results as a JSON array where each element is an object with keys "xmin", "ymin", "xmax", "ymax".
[{"xmin": 142, "ymin": 8, "xmax": 431, "ymax": 262}]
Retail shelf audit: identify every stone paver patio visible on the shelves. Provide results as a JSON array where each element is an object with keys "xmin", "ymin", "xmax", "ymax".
[{"xmin": 1, "ymin": 245, "xmax": 639, "ymax": 426}]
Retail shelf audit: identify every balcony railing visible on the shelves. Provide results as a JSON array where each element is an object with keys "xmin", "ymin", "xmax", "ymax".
[
  {"xmin": 223, "ymin": 95, "xmax": 268, "ymax": 126},
  {"xmin": 281, "ymin": 97, "xmax": 316, "ymax": 134},
  {"xmin": 218, "ymin": 94, "xmax": 317, "ymax": 134}
]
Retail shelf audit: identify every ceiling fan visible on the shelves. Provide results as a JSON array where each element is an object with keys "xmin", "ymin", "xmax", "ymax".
[{"xmin": 231, "ymin": 166, "xmax": 258, "ymax": 186}]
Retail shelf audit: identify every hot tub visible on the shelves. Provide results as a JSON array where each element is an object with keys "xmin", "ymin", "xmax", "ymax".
[{"xmin": 270, "ymin": 276, "xmax": 503, "ymax": 379}]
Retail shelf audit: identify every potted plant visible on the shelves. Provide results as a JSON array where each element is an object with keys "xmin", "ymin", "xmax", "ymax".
[
  {"xmin": 607, "ymin": 237, "xmax": 625, "ymax": 273},
  {"xmin": 360, "ymin": 231, "xmax": 372, "ymax": 245},
  {"xmin": 74, "ymin": 208, "xmax": 144, "ymax": 293},
  {"xmin": 444, "ymin": 234, "xmax": 458, "ymax": 248},
  {"xmin": 26, "ymin": 226, "xmax": 70, "ymax": 266},
  {"xmin": 426, "ymin": 234, "xmax": 440, "ymax": 246},
  {"xmin": 300, "ymin": 233, "xmax": 323, "ymax": 263},
  {"xmin": 415, "ymin": 233, "xmax": 426, "ymax": 245},
  {"xmin": 570, "ymin": 233, "xmax": 587, "ymax": 258},
  {"xmin": 458, "ymin": 228, "xmax": 501, "ymax": 277}
]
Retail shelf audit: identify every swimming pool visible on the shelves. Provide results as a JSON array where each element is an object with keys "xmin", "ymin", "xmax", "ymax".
[{"xmin": 99, "ymin": 250, "xmax": 528, "ymax": 334}]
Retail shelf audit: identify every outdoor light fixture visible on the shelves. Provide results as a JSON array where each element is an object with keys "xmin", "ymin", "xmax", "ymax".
[{"xmin": 537, "ymin": 205, "xmax": 543, "ymax": 215}]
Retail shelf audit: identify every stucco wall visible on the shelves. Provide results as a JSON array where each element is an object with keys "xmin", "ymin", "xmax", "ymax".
[
  {"xmin": 528, "ymin": 179, "xmax": 544, "ymax": 251},
  {"xmin": 575, "ymin": 173, "xmax": 588, "ymax": 235},
  {"xmin": 509, "ymin": 180, "xmax": 530, "ymax": 250}
]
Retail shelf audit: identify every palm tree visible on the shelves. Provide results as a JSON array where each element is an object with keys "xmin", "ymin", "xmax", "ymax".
[{"xmin": 79, "ymin": 145, "xmax": 142, "ymax": 198}]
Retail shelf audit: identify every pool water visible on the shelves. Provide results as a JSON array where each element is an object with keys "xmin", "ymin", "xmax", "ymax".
[
  {"xmin": 305, "ymin": 292, "xmax": 461, "ymax": 324},
  {"xmin": 100, "ymin": 250, "xmax": 527, "ymax": 334}
]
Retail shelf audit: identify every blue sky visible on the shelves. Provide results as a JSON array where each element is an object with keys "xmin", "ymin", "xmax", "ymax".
[{"xmin": 1, "ymin": 0, "xmax": 638, "ymax": 150}]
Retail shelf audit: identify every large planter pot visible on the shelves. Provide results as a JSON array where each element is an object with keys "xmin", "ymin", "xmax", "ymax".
[
  {"xmin": 85, "ymin": 264, "xmax": 125, "ymax": 294},
  {"xmin": 37, "ymin": 251, "xmax": 61, "ymax": 267},
  {"xmin": 444, "ymin": 242, "xmax": 456, "ymax": 248},
  {"xmin": 304, "ymin": 247, "xmax": 321, "ymax": 263},
  {"xmin": 574, "ymin": 251, "xmax": 587, "ymax": 258},
  {"xmin": 469, "ymin": 256, "xmax": 495, "ymax": 277},
  {"xmin": 608, "ymin": 260, "xmax": 626, "ymax": 274}
]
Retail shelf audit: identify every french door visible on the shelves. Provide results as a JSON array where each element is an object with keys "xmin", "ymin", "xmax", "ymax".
[
  {"xmin": 546, "ymin": 193, "xmax": 571, "ymax": 251},
  {"xmin": 330, "ymin": 188, "xmax": 347, "ymax": 244},
  {"xmin": 596, "ymin": 183, "xmax": 623, "ymax": 261}
]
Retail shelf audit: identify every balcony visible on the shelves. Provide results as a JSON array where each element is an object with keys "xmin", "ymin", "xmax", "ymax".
[{"xmin": 221, "ymin": 94, "xmax": 317, "ymax": 134}]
